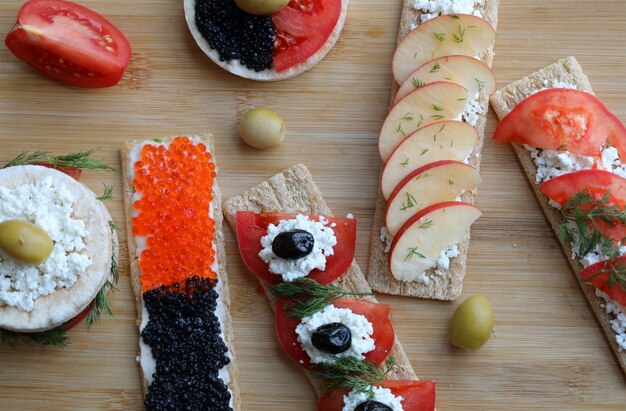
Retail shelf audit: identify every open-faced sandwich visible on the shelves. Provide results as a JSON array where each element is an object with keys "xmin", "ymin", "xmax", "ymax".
[
  {"xmin": 0, "ymin": 150, "xmax": 118, "ymax": 347},
  {"xmin": 121, "ymin": 135, "xmax": 240, "ymax": 410},
  {"xmin": 184, "ymin": 0, "xmax": 348, "ymax": 80},
  {"xmin": 367, "ymin": 0, "xmax": 500, "ymax": 300},
  {"xmin": 223, "ymin": 164, "xmax": 436, "ymax": 410},
  {"xmin": 490, "ymin": 56, "xmax": 626, "ymax": 375}
]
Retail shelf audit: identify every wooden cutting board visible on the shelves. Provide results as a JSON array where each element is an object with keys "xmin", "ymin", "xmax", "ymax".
[{"xmin": 1, "ymin": 0, "xmax": 625, "ymax": 409}]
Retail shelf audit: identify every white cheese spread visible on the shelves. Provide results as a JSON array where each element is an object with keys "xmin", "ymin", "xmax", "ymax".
[
  {"xmin": 0, "ymin": 176, "xmax": 92, "ymax": 311},
  {"xmin": 413, "ymin": 0, "xmax": 483, "ymax": 24},
  {"xmin": 462, "ymin": 91, "xmax": 483, "ymax": 127},
  {"xmin": 380, "ymin": 226, "xmax": 393, "ymax": 253},
  {"xmin": 415, "ymin": 244, "xmax": 460, "ymax": 284},
  {"xmin": 295, "ymin": 305, "xmax": 375, "ymax": 364},
  {"xmin": 525, "ymin": 145, "xmax": 596, "ymax": 184},
  {"xmin": 342, "ymin": 386, "xmax": 404, "ymax": 411},
  {"xmin": 259, "ymin": 215, "xmax": 337, "ymax": 282},
  {"xmin": 596, "ymin": 289, "xmax": 626, "ymax": 351}
]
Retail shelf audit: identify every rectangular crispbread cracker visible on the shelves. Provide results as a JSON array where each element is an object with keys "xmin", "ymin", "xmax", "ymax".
[
  {"xmin": 366, "ymin": 1, "xmax": 499, "ymax": 300},
  {"xmin": 490, "ymin": 57, "xmax": 626, "ymax": 376},
  {"xmin": 222, "ymin": 164, "xmax": 418, "ymax": 396},
  {"xmin": 120, "ymin": 135, "xmax": 241, "ymax": 409}
]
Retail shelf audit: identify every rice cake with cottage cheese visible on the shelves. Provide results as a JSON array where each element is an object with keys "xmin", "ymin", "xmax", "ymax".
[
  {"xmin": 489, "ymin": 56, "xmax": 626, "ymax": 376},
  {"xmin": 366, "ymin": 0, "xmax": 499, "ymax": 300},
  {"xmin": 0, "ymin": 165, "xmax": 112, "ymax": 332},
  {"xmin": 222, "ymin": 164, "xmax": 419, "ymax": 396}
]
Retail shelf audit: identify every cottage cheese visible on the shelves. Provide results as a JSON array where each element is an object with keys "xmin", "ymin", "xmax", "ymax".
[
  {"xmin": 380, "ymin": 226, "xmax": 393, "ymax": 253},
  {"xmin": 525, "ymin": 145, "xmax": 596, "ymax": 184},
  {"xmin": 342, "ymin": 386, "xmax": 404, "ymax": 411},
  {"xmin": 413, "ymin": 0, "xmax": 483, "ymax": 24},
  {"xmin": 415, "ymin": 244, "xmax": 460, "ymax": 284},
  {"xmin": 259, "ymin": 215, "xmax": 336, "ymax": 282},
  {"xmin": 596, "ymin": 289, "xmax": 626, "ymax": 351},
  {"xmin": 462, "ymin": 92, "xmax": 483, "ymax": 127},
  {"xmin": 0, "ymin": 177, "xmax": 92, "ymax": 311},
  {"xmin": 295, "ymin": 305, "xmax": 375, "ymax": 364}
]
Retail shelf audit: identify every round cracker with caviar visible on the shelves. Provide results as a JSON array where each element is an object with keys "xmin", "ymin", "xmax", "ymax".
[
  {"xmin": 184, "ymin": 0, "xmax": 349, "ymax": 81},
  {"xmin": 0, "ymin": 165, "xmax": 112, "ymax": 332}
]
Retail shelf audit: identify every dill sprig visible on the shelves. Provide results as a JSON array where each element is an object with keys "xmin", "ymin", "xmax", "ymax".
[
  {"xmin": 3, "ymin": 149, "xmax": 117, "ymax": 172},
  {"xmin": 314, "ymin": 357, "xmax": 395, "ymax": 397},
  {"xmin": 86, "ymin": 224, "xmax": 119, "ymax": 328},
  {"xmin": 0, "ymin": 328, "xmax": 69, "ymax": 349},
  {"xmin": 96, "ymin": 184, "xmax": 115, "ymax": 201},
  {"xmin": 559, "ymin": 190, "xmax": 626, "ymax": 257},
  {"xmin": 271, "ymin": 278, "xmax": 373, "ymax": 319}
]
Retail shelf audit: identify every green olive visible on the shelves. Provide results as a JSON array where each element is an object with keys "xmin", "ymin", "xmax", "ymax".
[
  {"xmin": 238, "ymin": 108, "xmax": 286, "ymax": 149},
  {"xmin": 449, "ymin": 295, "xmax": 494, "ymax": 351},
  {"xmin": 235, "ymin": 0, "xmax": 290, "ymax": 15},
  {"xmin": 0, "ymin": 220, "xmax": 54, "ymax": 266}
]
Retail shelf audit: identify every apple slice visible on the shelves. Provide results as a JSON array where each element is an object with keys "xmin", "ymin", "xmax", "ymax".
[
  {"xmin": 379, "ymin": 82, "xmax": 468, "ymax": 162},
  {"xmin": 392, "ymin": 14, "xmax": 496, "ymax": 84},
  {"xmin": 389, "ymin": 202, "xmax": 481, "ymax": 282},
  {"xmin": 394, "ymin": 55, "xmax": 496, "ymax": 104},
  {"xmin": 385, "ymin": 161, "xmax": 481, "ymax": 236},
  {"xmin": 381, "ymin": 121, "xmax": 478, "ymax": 199}
]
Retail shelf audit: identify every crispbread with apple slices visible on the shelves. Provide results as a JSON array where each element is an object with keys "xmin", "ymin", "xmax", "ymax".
[
  {"xmin": 0, "ymin": 165, "xmax": 113, "ymax": 332},
  {"xmin": 489, "ymin": 56, "xmax": 626, "ymax": 376},
  {"xmin": 222, "ymin": 164, "xmax": 419, "ymax": 396},
  {"xmin": 366, "ymin": 1, "xmax": 499, "ymax": 300},
  {"xmin": 120, "ymin": 135, "xmax": 241, "ymax": 407},
  {"xmin": 183, "ymin": 0, "xmax": 348, "ymax": 81}
]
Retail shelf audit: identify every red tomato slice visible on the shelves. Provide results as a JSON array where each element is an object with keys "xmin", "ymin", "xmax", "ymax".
[
  {"xmin": 318, "ymin": 380, "xmax": 436, "ymax": 411},
  {"xmin": 275, "ymin": 298, "xmax": 395, "ymax": 369},
  {"xmin": 39, "ymin": 163, "xmax": 82, "ymax": 180},
  {"xmin": 235, "ymin": 211, "xmax": 356, "ymax": 285},
  {"xmin": 271, "ymin": 0, "xmax": 342, "ymax": 72},
  {"xmin": 580, "ymin": 256, "xmax": 626, "ymax": 307},
  {"xmin": 5, "ymin": 0, "xmax": 132, "ymax": 88},
  {"xmin": 493, "ymin": 89, "xmax": 626, "ymax": 157},
  {"xmin": 539, "ymin": 170, "xmax": 626, "ymax": 242}
]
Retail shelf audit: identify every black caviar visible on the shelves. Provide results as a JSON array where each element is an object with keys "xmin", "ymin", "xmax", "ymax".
[
  {"xmin": 195, "ymin": 0, "xmax": 275, "ymax": 72},
  {"xmin": 142, "ymin": 276, "xmax": 232, "ymax": 411}
]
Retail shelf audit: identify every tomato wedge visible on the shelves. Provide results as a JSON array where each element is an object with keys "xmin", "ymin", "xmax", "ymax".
[
  {"xmin": 493, "ymin": 89, "xmax": 626, "ymax": 157},
  {"xmin": 275, "ymin": 298, "xmax": 395, "ymax": 369},
  {"xmin": 235, "ymin": 211, "xmax": 356, "ymax": 285},
  {"xmin": 60, "ymin": 301, "xmax": 93, "ymax": 330},
  {"xmin": 272, "ymin": 0, "xmax": 342, "ymax": 72},
  {"xmin": 318, "ymin": 380, "xmax": 436, "ymax": 411},
  {"xmin": 580, "ymin": 256, "xmax": 626, "ymax": 307},
  {"xmin": 5, "ymin": 0, "xmax": 131, "ymax": 88},
  {"xmin": 539, "ymin": 170, "xmax": 626, "ymax": 242}
]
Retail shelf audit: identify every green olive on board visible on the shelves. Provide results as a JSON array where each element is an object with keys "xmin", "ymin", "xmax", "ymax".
[
  {"xmin": 0, "ymin": 220, "xmax": 54, "ymax": 266},
  {"xmin": 238, "ymin": 108, "xmax": 286, "ymax": 149},
  {"xmin": 235, "ymin": 0, "xmax": 290, "ymax": 15},
  {"xmin": 449, "ymin": 294, "xmax": 494, "ymax": 351}
]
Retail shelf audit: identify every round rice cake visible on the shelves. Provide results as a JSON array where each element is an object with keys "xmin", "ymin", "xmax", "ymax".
[
  {"xmin": 0, "ymin": 165, "xmax": 113, "ymax": 332},
  {"xmin": 184, "ymin": 0, "xmax": 349, "ymax": 81}
]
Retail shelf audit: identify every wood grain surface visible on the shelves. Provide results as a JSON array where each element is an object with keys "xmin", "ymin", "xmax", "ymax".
[{"xmin": 1, "ymin": 0, "xmax": 625, "ymax": 410}]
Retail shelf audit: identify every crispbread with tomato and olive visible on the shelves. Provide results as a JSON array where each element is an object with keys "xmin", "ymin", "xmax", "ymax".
[
  {"xmin": 0, "ymin": 151, "xmax": 118, "ymax": 346},
  {"xmin": 184, "ymin": 0, "xmax": 348, "ymax": 80},
  {"xmin": 223, "ymin": 164, "xmax": 436, "ymax": 410},
  {"xmin": 366, "ymin": 1, "xmax": 499, "ymax": 300},
  {"xmin": 121, "ymin": 135, "xmax": 240, "ymax": 410},
  {"xmin": 490, "ymin": 56, "xmax": 626, "ymax": 376}
]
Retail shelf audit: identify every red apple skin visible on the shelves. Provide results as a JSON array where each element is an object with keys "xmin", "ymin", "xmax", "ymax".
[
  {"xmin": 384, "ymin": 160, "xmax": 476, "ymax": 223},
  {"xmin": 378, "ymin": 82, "xmax": 468, "ymax": 162},
  {"xmin": 388, "ymin": 201, "xmax": 482, "ymax": 272}
]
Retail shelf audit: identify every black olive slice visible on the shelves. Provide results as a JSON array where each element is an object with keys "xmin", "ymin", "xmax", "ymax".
[
  {"xmin": 354, "ymin": 400, "xmax": 394, "ymax": 411},
  {"xmin": 272, "ymin": 229, "xmax": 314, "ymax": 260},
  {"xmin": 311, "ymin": 322, "xmax": 351, "ymax": 354}
]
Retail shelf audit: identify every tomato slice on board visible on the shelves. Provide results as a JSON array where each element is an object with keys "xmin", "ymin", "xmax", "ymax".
[
  {"xmin": 59, "ymin": 301, "xmax": 93, "ymax": 330},
  {"xmin": 318, "ymin": 380, "xmax": 436, "ymax": 411},
  {"xmin": 493, "ymin": 89, "xmax": 626, "ymax": 157},
  {"xmin": 39, "ymin": 163, "xmax": 82, "ymax": 180},
  {"xmin": 5, "ymin": 0, "xmax": 132, "ymax": 88},
  {"xmin": 271, "ymin": 0, "xmax": 342, "ymax": 72},
  {"xmin": 539, "ymin": 170, "xmax": 626, "ymax": 242},
  {"xmin": 235, "ymin": 211, "xmax": 356, "ymax": 285},
  {"xmin": 275, "ymin": 298, "xmax": 395, "ymax": 369},
  {"xmin": 580, "ymin": 256, "xmax": 626, "ymax": 307}
]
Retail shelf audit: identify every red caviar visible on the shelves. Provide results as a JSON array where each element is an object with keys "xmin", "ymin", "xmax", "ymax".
[{"xmin": 132, "ymin": 136, "xmax": 217, "ymax": 292}]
